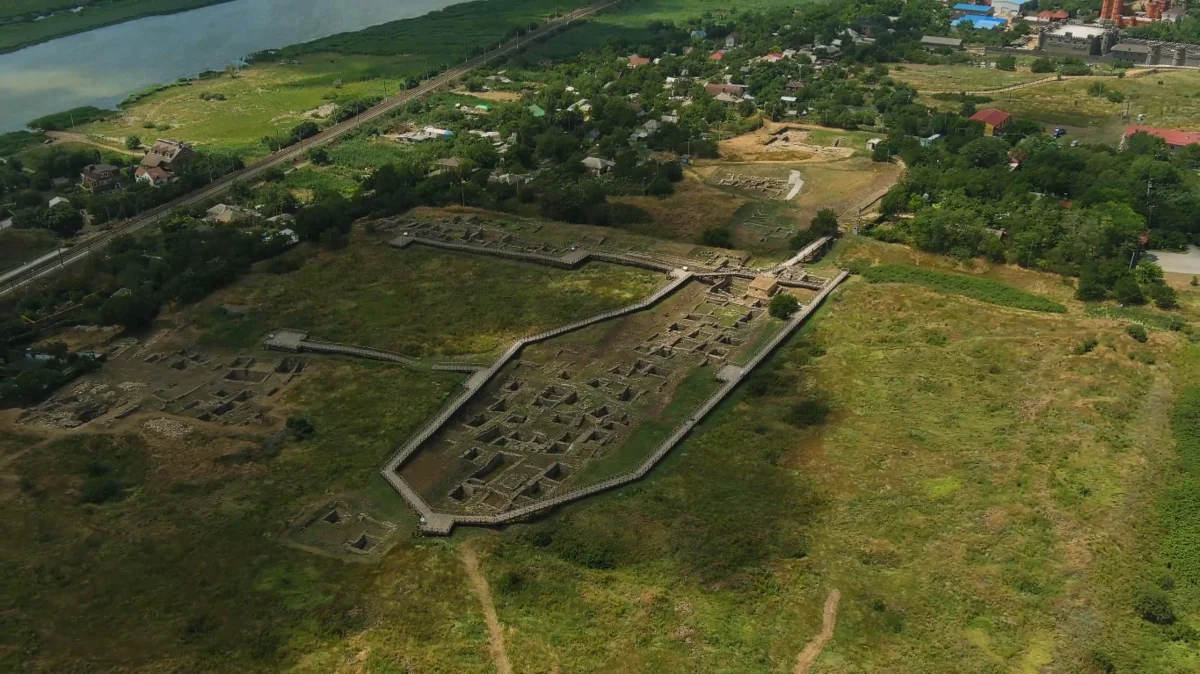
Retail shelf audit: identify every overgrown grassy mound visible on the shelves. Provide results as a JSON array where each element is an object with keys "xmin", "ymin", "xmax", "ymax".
[{"xmin": 858, "ymin": 263, "xmax": 1067, "ymax": 313}]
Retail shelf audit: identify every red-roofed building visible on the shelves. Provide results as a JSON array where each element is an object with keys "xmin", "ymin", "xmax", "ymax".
[
  {"xmin": 627, "ymin": 55, "xmax": 651, "ymax": 67},
  {"xmin": 970, "ymin": 109, "xmax": 1012, "ymax": 135},
  {"xmin": 764, "ymin": 52, "xmax": 785, "ymax": 62},
  {"xmin": 704, "ymin": 82, "xmax": 746, "ymax": 97},
  {"xmin": 1122, "ymin": 125, "xmax": 1200, "ymax": 150},
  {"xmin": 710, "ymin": 50, "xmax": 725, "ymax": 60},
  {"xmin": 1037, "ymin": 9, "xmax": 1070, "ymax": 19}
]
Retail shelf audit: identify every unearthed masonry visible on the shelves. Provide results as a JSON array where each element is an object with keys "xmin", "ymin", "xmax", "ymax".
[{"xmin": 270, "ymin": 219, "xmax": 846, "ymax": 535}]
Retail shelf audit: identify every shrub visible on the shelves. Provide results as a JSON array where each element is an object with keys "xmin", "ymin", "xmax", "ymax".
[
  {"xmin": 700, "ymin": 226, "xmax": 733, "ymax": 248},
  {"xmin": 1075, "ymin": 338, "xmax": 1098, "ymax": 354},
  {"xmin": 1134, "ymin": 588, "xmax": 1176, "ymax": 624},
  {"xmin": 80, "ymin": 477, "xmax": 122, "ymax": 504},
  {"xmin": 1126, "ymin": 324, "xmax": 1149, "ymax": 343},
  {"xmin": 493, "ymin": 570, "xmax": 524, "ymax": 595},
  {"xmin": 286, "ymin": 416, "xmax": 315, "ymax": 436},
  {"xmin": 1129, "ymin": 351, "xmax": 1156, "ymax": 365},
  {"xmin": 769, "ymin": 292, "xmax": 800, "ymax": 320},
  {"xmin": 787, "ymin": 399, "xmax": 830, "ymax": 428}
]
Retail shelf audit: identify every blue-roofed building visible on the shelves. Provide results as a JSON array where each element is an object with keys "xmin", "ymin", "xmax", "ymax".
[
  {"xmin": 952, "ymin": 15, "xmax": 1008, "ymax": 29},
  {"xmin": 953, "ymin": 3, "xmax": 994, "ymax": 14}
]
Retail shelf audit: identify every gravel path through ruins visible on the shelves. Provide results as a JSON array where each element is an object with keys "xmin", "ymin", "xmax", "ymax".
[
  {"xmin": 793, "ymin": 588, "xmax": 841, "ymax": 674},
  {"xmin": 462, "ymin": 546, "xmax": 512, "ymax": 674}
]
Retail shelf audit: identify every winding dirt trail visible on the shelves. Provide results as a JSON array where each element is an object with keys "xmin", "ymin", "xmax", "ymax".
[
  {"xmin": 461, "ymin": 546, "xmax": 512, "ymax": 674},
  {"xmin": 793, "ymin": 588, "xmax": 842, "ymax": 674}
]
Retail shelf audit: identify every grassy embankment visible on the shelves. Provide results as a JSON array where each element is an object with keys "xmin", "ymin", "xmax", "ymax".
[{"xmin": 0, "ymin": 0, "xmax": 231, "ymax": 53}]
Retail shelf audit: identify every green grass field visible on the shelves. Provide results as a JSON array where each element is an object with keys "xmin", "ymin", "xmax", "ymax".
[
  {"xmin": 921, "ymin": 69, "xmax": 1200, "ymax": 145},
  {"xmin": 184, "ymin": 235, "xmax": 660, "ymax": 358},
  {"xmin": 85, "ymin": 55, "xmax": 411, "ymax": 158},
  {"xmin": 858, "ymin": 262, "xmax": 1067, "ymax": 313},
  {"xmin": 889, "ymin": 63, "xmax": 1050, "ymax": 93}
]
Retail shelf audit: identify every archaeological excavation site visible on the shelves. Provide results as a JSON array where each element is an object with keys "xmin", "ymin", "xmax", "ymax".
[{"xmin": 273, "ymin": 215, "xmax": 849, "ymax": 535}]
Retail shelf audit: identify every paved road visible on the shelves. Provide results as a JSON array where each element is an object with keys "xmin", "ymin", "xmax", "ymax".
[
  {"xmin": 1146, "ymin": 246, "xmax": 1200, "ymax": 275},
  {"xmin": 0, "ymin": 1, "xmax": 612, "ymax": 299}
]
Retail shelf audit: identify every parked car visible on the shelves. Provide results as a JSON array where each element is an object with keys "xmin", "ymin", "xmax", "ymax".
[{"xmin": 1052, "ymin": 128, "xmax": 1067, "ymax": 139}]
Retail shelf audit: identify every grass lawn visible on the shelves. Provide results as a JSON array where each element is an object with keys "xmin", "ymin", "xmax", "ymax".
[
  {"xmin": 83, "ymin": 55, "xmax": 411, "ymax": 159},
  {"xmin": 181, "ymin": 234, "xmax": 661, "ymax": 358}
]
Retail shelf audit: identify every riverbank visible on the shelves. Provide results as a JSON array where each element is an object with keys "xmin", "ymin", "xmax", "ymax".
[
  {"xmin": 0, "ymin": 0, "xmax": 484, "ymax": 132},
  {"xmin": 0, "ymin": 0, "xmax": 235, "ymax": 54}
]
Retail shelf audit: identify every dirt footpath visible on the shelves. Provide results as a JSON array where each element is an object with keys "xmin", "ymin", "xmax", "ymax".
[
  {"xmin": 462, "ymin": 546, "xmax": 512, "ymax": 674},
  {"xmin": 793, "ymin": 588, "xmax": 841, "ymax": 674}
]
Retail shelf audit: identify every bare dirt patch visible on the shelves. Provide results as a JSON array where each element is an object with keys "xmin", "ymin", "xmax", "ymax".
[
  {"xmin": 718, "ymin": 121, "xmax": 856, "ymax": 163},
  {"xmin": 471, "ymin": 90, "xmax": 523, "ymax": 102},
  {"xmin": 793, "ymin": 588, "xmax": 841, "ymax": 674}
]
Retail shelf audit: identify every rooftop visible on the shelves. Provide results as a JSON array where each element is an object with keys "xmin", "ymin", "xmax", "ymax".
[
  {"xmin": 953, "ymin": 3, "xmax": 993, "ymax": 11},
  {"xmin": 970, "ymin": 108, "xmax": 1013, "ymax": 127},
  {"xmin": 1046, "ymin": 23, "xmax": 1109, "ymax": 37},
  {"xmin": 952, "ymin": 16, "xmax": 1008, "ymax": 28},
  {"xmin": 1124, "ymin": 125, "xmax": 1200, "ymax": 147}
]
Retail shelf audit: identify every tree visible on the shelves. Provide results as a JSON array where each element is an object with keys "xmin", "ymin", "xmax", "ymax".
[
  {"xmin": 1149, "ymin": 282, "xmax": 1179, "ymax": 309},
  {"xmin": 307, "ymin": 147, "xmax": 331, "ymax": 165},
  {"xmin": 1113, "ymin": 274, "xmax": 1146, "ymax": 305},
  {"xmin": 810, "ymin": 208, "xmax": 839, "ymax": 237},
  {"xmin": 769, "ymin": 292, "xmax": 800, "ymax": 320},
  {"xmin": 700, "ymin": 226, "xmax": 733, "ymax": 248},
  {"xmin": 290, "ymin": 121, "xmax": 319, "ymax": 142},
  {"xmin": 995, "ymin": 55, "xmax": 1017, "ymax": 71},
  {"xmin": 1134, "ymin": 588, "xmax": 1176, "ymax": 624},
  {"xmin": 125, "ymin": 135, "xmax": 141, "ymax": 150},
  {"xmin": 44, "ymin": 203, "xmax": 83, "ymax": 239},
  {"xmin": 1075, "ymin": 265, "xmax": 1108, "ymax": 301}
]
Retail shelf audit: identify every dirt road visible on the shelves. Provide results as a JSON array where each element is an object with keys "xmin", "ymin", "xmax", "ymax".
[
  {"xmin": 46, "ymin": 130, "xmax": 143, "ymax": 157},
  {"xmin": 793, "ymin": 588, "xmax": 841, "ymax": 674},
  {"xmin": 462, "ymin": 546, "xmax": 512, "ymax": 674}
]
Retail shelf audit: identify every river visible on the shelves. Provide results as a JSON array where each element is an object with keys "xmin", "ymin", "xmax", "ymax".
[{"xmin": 0, "ymin": 0, "xmax": 464, "ymax": 132}]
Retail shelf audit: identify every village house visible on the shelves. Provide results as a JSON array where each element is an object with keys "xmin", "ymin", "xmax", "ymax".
[
  {"xmin": 920, "ymin": 35, "xmax": 963, "ymax": 51},
  {"xmin": 1122, "ymin": 125, "xmax": 1200, "ymax": 151},
  {"xmin": 141, "ymin": 139, "xmax": 195, "ymax": 173},
  {"xmin": 627, "ymin": 55, "xmax": 651, "ymax": 67},
  {"xmin": 704, "ymin": 82, "xmax": 745, "ymax": 97},
  {"xmin": 970, "ymin": 109, "xmax": 1013, "ymax": 136},
  {"xmin": 205, "ymin": 203, "xmax": 259, "ymax": 224},
  {"xmin": 725, "ymin": 32, "xmax": 741, "ymax": 48},
  {"xmin": 80, "ymin": 163, "xmax": 120, "ymax": 192},
  {"xmin": 135, "ymin": 165, "xmax": 173, "ymax": 186},
  {"xmin": 581, "ymin": 156, "xmax": 616, "ymax": 174}
]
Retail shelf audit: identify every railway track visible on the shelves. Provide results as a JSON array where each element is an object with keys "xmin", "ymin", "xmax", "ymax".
[{"xmin": 0, "ymin": 1, "xmax": 612, "ymax": 299}]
